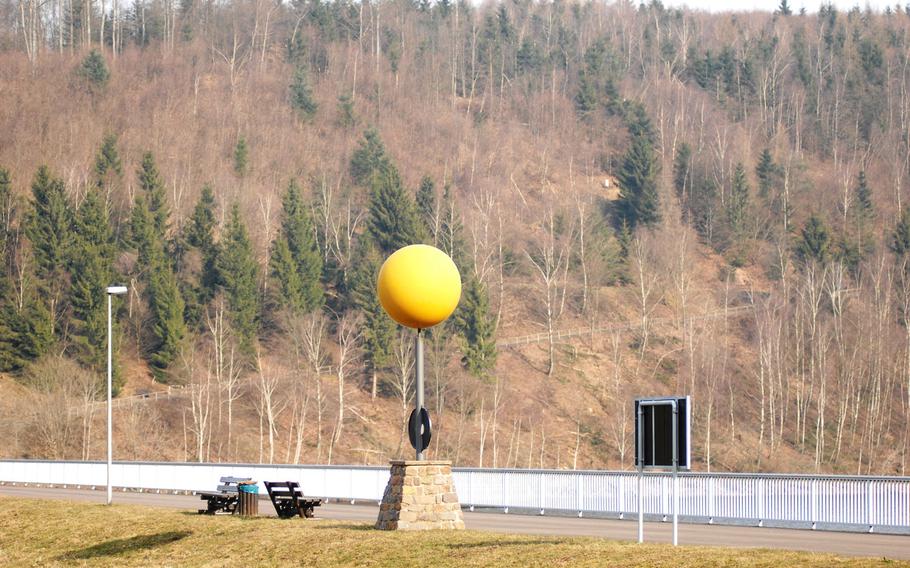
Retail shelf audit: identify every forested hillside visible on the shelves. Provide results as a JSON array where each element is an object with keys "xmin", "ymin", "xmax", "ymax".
[{"xmin": 1, "ymin": 0, "xmax": 909, "ymax": 475}]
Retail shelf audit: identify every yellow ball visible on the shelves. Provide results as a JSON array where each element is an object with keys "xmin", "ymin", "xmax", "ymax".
[{"xmin": 377, "ymin": 244, "xmax": 462, "ymax": 329}]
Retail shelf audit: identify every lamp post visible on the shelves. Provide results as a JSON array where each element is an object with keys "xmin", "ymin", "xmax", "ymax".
[{"xmin": 105, "ymin": 285, "xmax": 127, "ymax": 505}]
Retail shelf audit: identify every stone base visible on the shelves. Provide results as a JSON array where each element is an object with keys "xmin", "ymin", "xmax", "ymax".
[{"xmin": 375, "ymin": 460, "xmax": 465, "ymax": 530}]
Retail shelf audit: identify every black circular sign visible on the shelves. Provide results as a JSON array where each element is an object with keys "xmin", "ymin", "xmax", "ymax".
[{"xmin": 408, "ymin": 407, "xmax": 432, "ymax": 451}]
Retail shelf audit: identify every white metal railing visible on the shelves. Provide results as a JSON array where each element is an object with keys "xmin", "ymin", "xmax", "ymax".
[{"xmin": 1, "ymin": 460, "xmax": 907, "ymax": 534}]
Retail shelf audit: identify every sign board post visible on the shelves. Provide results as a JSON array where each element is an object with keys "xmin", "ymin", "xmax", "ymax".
[{"xmin": 635, "ymin": 396, "xmax": 691, "ymax": 546}]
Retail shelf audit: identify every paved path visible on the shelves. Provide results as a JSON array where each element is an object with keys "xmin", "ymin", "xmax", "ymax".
[{"xmin": 1, "ymin": 486, "xmax": 908, "ymax": 561}]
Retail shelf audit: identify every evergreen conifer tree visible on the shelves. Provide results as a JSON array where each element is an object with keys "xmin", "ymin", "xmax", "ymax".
[
  {"xmin": 0, "ymin": 300, "xmax": 53, "ymax": 372},
  {"xmin": 69, "ymin": 189, "xmax": 117, "ymax": 375},
  {"xmin": 854, "ymin": 170, "xmax": 874, "ymax": 220},
  {"xmin": 94, "ymin": 134, "xmax": 122, "ymax": 187},
  {"xmin": 727, "ymin": 162, "xmax": 750, "ymax": 239},
  {"xmin": 673, "ymin": 142, "xmax": 692, "ymax": 200},
  {"xmin": 26, "ymin": 166, "xmax": 73, "ymax": 336},
  {"xmin": 439, "ymin": 185, "xmax": 468, "ymax": 273},
  {"xmin": 78, "ymin": 49, "xmax": 110, "ymax": 88},
  {"xmin": 892, "ymin": 208, "xmax": 910, "ymax": 258},
  {"xmin": 616, "ymin": 133, "xmax": 661, "ymax": 229},
  {"xmin": 0, "ymin": 168, "xmax": 11, "ymax": 275},
  {"xmin": 187, "ymin": 185, "xmax": 220, "ymax": 307},
  {"xmin": 367, "ymin": 166, "xmax": 424, "ymax": 254},
  {"xmin": 270, "ymin": 179, "xmax": 323, "ymax": 313},
  {"xmin": 0, "ymin": 169, "xmax": 51, "ymax": 371},
  {"xmin": 454, "ymin": 276, "xmax": 497, "ymax": 378},
  {"xmin": 337, "ymin": 94, "xmax": 356, "ymax": 128},
  {"xmin": 132, "ymin": 193, "xmax": 186, "ymax": 380},
  {"xmin": 217, "ymin": 204, "xmax": 260, "ymax": 358},
  {"xmin": 350, "ymin": 128, "xmax": 392, "ymax": 187},
  {"xmin": 137, "ymin": 152, "xmax": 169, "ymax": 238},
  {"xmin": 755, "ymin": 148, "xmax": 777, "ymax": 199},
  {"xmin": 796, "ymin": 214, "xmax": 831, "ymax": 266},
  {"xmin": 416, "ymin": 175, "xmax": 437, "ymax": 239},
  {"xmin": 350, "ymin": 243, "xmax": 395, "ymax": 395},
  {"xmin": 147, "ymin": 261, "xmax": 186, "ymax": 380},
  {"xmin": 270, "ymin": 236, "xmax": 305, "ymax": 311},
  {"xmin": 290, "ymin": 65, "xmax": 318, "ymax": 119},
  {"xmin": 234, "ymin": 137, "xmax": 249, "ymax": 178}
]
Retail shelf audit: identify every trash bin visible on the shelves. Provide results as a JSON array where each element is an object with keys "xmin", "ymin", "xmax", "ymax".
[{"xmin": 238, "ymin": 482, "xmax": 259, "ymax": 517}]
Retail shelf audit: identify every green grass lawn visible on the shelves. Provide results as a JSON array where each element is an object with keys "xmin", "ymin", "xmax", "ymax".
[{"xmin": 0, "ymin": 496, "xmax": 903, "ymax": 567}]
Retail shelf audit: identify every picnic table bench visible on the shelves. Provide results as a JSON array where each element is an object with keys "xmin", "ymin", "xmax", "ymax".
[
  {"xmin": 263, "ymin": 481, "xmax": 322, "ymax": 518},
  {"xmin": 197, "ymin": 476, "xmax": 253, "ymax": 515}
]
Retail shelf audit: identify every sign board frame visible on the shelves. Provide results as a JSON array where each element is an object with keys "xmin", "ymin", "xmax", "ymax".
[
  {"xmin": 634, "ymin": 396, "xmax": 691, "ymax": 471},
  {"xmin": 633, "ymin": 395, "xmax": 691, "ymax": 547}
]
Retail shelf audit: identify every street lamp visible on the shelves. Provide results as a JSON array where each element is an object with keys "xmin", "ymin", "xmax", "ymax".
[{"xmin": 105, "ymin": 285, "xmax": 127, "ymax": 505}]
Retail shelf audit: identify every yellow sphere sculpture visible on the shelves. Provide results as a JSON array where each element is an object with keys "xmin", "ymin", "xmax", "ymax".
[{"xmin": 378, "ymin": 244, "xmax": 462, "ymax": 329}]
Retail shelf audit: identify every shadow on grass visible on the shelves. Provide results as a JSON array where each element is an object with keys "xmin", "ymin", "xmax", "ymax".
[
  {"xmin": 446, "ymin": 540, "xmax": 557, "ymax": 549},
  {"xmin": 312, "ymin": 523, "xmax": 375, "ymax": 531},
  {"xmin": 58, "ymin": 531, "xmax": 192, "ymax": 560}
]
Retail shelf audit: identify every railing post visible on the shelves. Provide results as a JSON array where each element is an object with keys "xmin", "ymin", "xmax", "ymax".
[
  {"xmin": 867, "ymin": 479, "xmax": 874, "ymax": 533},
  {"xmin": 708, "ymin": 476, "xmax": 715, "ymax": 524},
  {"xmin": 576, "ymin": 474, "xmax": 583, "ymax": 517},
  {"xmin": 811, "ymin": 478, "xmax": 818, "ymax": 530},
  {"xmin": 467, "ymin": 471, "xmax": 474, "ymax": 512}
]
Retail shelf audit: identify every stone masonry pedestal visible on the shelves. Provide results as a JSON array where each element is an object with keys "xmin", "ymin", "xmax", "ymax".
[{"xmin": 375, "ymin": 460, "xmax": 465, "ymax": 530}]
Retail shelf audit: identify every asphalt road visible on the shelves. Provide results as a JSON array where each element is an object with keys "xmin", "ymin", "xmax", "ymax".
[{"xmin": 1, "ymin": 486, "xmax": 908, "ymax": 561}]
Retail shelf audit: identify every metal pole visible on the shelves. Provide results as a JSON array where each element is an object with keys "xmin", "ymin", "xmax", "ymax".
[
  {"xmin": 672, "ymin": 400, "xmax": 679, "ymax": 547},
  {"xmin": 415, "ymin": 329, "xmax": 424, "ymax": 461},
  {"xmin": 106, "ymin": 293, "xmax": 113, "ymax": 506},
  {"xmin": 637, "ymin": 402, "xmax": 644, "ymax": 543}
]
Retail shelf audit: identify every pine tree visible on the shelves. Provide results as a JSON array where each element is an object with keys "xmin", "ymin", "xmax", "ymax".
[
  {"xmin": 137, "ymin": 152, "xmax": 169, "ymax": 238},
  {"xmin": 217, "ymin": 204, "xmax": 260, "ymax": 358},
  {"xmin": 187, "ymin": 185, "xmax": 220, "ymax": 307},
  {"xmin": 130, "ymin": 196, "xmax": 155, "ymax": 266},
  {"xmin": 416, "ymin": 175, "xmax": 437, "ymax": 239},
  {"xmin": 69, "ymin": 188, "xmax": 117, "ymax": 374},
  {"xmin": 850, "ymin": 170, "xmax": 875, "ymax": 259},
  {"xmin": 673, "ymin": 142, "xmax": 692, "ymax": 200},
  {"xmin": 854, "ymin": 170, "xmax": 874, "ymax": 221},
  {"xmin": 94, "ymin": 134, "xmax": 122, "ymax": 188},
  {"xmin": 0, "ymin": 167, "xmax": 11, "ymax": 275},
  {"xmin": 350, "ymin": 128, "xmax": 392, "ymax": 187},
  {"xmin": 795, "ymin": 214, "xmax": 831, "ymax": 266},
  {"xmin": 26, "ymin": 166, "xmax": 73, "ymax": 335},
  {"xmin": 270, "ymin": 179, "xmax": 323, "ymax": 313},
  {"xmin": 0, "ymin": 300, "xmax": 53, "ymax": 372},
  {"xmin": 892, "ymin": 208, "xmax": 910, "ymax": 258},
  {"xmin": 336, "ymin": 94, "xmax": 356, "ymax": 128},
  {"xmin": 147, "ymin": 262, "xmax": 186, "ymax": 380},
  {"xmin": 234, "ymin": 137, "xmax": 249, "ymax": 178},
  {"xmin": 350, "ymin": 243, "xmax": 395, "ymax": 395},
  {"xmin": 727, "ymin": 163, "xmax": 750, "ymax": 239},
  {"xmin": 367, "ymin": 166, "xmax": 424, "ymax": 254},
  {"xmin": 132, "ymin": 193, "xmax": 186, "ymax": 380},
  {"xmin": 289, "ymin": 65, "xmax": 318, "ymax": 119},
  {"xmin": 574, "ymin": 74, "xmax": 599, "ymax": 119},
  {"xmin": 616, "ymin": 133, "xmax": 661, "ymax": 229},
  {"xmin": 270, "ymin": 236, "xmax": 305, "ymax": 311},
  {"xmin": 0, "ymin": 168, "xmax": 51, "ymax": 372},
  {"xmin": 439, "ymin": 185, "xmax": 468, "ymax": 273},
  {"xmin": 454, "ymin": 276, "xmax": 497, "ymax": 378},
  {"xmin": 776, "ymin": 0, "xmax": 792, "ymax": 16},
  {"xmin": 78, "ymin": 49, "xmax": 110, "ymax": 88},
  {"xmin": 755, "ymin": 148, "xmax": 777, "ymax": 199}
]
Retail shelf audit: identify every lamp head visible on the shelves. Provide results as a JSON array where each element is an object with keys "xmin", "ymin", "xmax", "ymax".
[{"xmin": 106, "ymin": 285, "xmax": 128, "ymax": 295}]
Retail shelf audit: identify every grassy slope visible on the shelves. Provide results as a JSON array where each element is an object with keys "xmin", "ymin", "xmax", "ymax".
[{"xmin": 0, "ymin": 497, "xmax": 901, "ymax": 567}]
